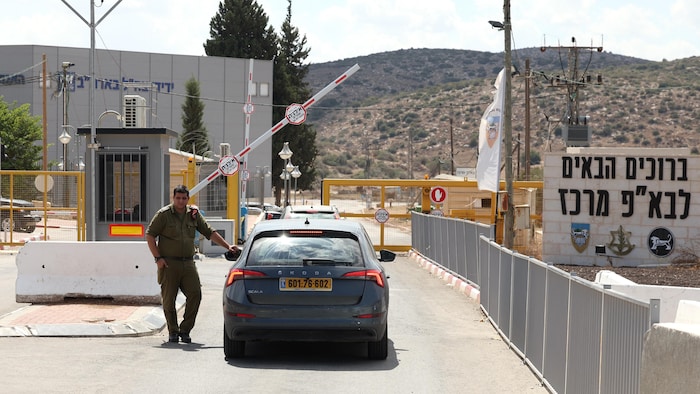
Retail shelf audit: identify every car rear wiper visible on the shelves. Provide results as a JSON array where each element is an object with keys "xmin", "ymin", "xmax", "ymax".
[{"xmin": 302, "ymin": 259, "xmax": 352, "ymax": 266}]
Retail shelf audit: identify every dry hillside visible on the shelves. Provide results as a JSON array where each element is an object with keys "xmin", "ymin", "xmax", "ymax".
[{"xmin": 303, "ymin": 48, "xmax": 700, "ymax": 184}]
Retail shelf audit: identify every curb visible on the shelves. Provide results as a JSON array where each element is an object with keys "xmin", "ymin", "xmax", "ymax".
[
  {"xmin": 0, "ymin": 234, "xmax": 50, "ymax": 250},
  {"xmin": 407, "ymin": 250, "xmax": 480, "ymax": 303},
  {"xmin": 0, "ymin": 295, "xmax": 184, "ymax": 337}
]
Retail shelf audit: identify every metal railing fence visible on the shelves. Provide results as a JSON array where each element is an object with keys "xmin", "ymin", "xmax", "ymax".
[
  {"xmin": 0, "ymin": 170, "xmax": 85, "ymax": 245},
  {"xmin": 411, "ymin": 212, "xmax": 660, "ymax": 394}
]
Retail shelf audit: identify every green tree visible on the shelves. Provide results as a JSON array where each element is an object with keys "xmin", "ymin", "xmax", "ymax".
[
  {"xmin": 0, "ymin": 97, "xmax": 42, "ymax": 170},
  {"xmin": 203, "ymin": 0, "xmax": 278, "ymax": 60},
  {"xmin": 204, "ymin": 0, "xmax": 318, "ymax": 205},
  {"xmin": 271, "ymin": 0, "xmax": 317, "ymax": 205},
  {"xmin": 177, "ymin": 77, "xmax": 210, "ymax": 156}
]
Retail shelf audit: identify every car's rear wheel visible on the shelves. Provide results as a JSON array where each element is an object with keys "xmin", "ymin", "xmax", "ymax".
[
  {"xmin": 368, "ymin": 325, "xmax": 388, "ymax": 360},
  {"xmin": 223, "ymin": 328, "xmax": 245, "ymax": 359}
]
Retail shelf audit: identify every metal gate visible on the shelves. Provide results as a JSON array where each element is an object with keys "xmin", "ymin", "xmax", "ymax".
[{"xmin": 0, "ymin": 170, "xmax": 85, "ymax": 247}]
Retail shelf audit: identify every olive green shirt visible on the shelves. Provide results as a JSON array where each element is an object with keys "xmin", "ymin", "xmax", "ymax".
[{"xmin": 146, "ymin": 204, "xmax": 215, "ymax": 259}]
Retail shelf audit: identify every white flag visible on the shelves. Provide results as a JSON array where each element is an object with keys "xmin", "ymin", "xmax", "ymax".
[{"xmin": 476, "ymin": 68, "xmax": 506, "ymax": 192}]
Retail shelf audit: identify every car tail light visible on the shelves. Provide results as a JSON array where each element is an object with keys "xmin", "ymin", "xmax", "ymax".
[
  {"xmin": 225, "ymin": 268, "xmax": 266, "ymax": 287},
  {"xmin": 227, "ymin": 312, "xmax": 256, "ymax": 318},
  {"xmin": 342, "ymin": 269, "xmax": 385, "ymax": 287},
  {"xmin": 355, "ymin": 312, "xmax": 383, "ymax": 319}
]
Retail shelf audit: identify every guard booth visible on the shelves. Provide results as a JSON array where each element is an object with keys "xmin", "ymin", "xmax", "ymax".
[{"xmin": 77, "ymin": 127, "xmax": 177, "ymax": 241}]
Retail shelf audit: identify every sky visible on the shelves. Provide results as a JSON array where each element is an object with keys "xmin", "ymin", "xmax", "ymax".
[{"xmin": 1, "ymin": 0, "xmax": 699, "ymax": 64}]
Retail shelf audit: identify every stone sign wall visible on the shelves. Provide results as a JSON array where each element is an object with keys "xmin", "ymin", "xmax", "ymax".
[{"xmin": 543, "ymin": 148, "xmax": 700, "ymax": 266}]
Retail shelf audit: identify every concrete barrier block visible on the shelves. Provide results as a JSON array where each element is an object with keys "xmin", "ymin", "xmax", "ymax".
[
  {"xmin": 641, "ymin": 323, "xmax": 700, "ymax": 394},
  {"xmin": 16, "ymin": 241, "xmax": 160, "ymax": 304},
  {"xmin": 604, "ymin": 284, "xmax": 700, "ymax": 323},
  {"xmin": 675, "ymin": 300, "xmax": 700, "ymax": 324},
  {"xmin": 594, "ymin": 269, "xmax": 637, "ymax": 285}
]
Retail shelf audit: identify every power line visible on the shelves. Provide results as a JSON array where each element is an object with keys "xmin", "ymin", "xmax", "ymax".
[{"xmin": 0, "ymin": 59, "xmax": 46, "ymax": 85}]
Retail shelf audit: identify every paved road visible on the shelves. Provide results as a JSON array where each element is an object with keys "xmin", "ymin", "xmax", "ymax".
[{"xmin": 0, "ymin": 251, "xmax": 546, "ymax": 393}]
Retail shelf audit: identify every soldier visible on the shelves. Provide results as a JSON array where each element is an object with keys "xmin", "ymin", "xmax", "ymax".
[{"xmin": 146, "ymin": 184, "xmax": 239, "ymax": 343}]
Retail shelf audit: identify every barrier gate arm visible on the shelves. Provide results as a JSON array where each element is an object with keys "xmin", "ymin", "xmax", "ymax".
[{"xmin": 190, "ymin": 63, "xmax": 361, "ymax": 196}]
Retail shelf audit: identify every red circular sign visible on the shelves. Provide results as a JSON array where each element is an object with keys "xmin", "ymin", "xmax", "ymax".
[
  {"xmin": 375, "ymin": 208, "xmax": 390, "ymax": 223},
  {"xmin": 430, "ymin": 186, "xmax": 447, "ymax": 204},
  {"xmin": 285, "ymin": 103, "xmax": 307, "ymax": 125},
  {"xmin": 218, "ymin": 156, "xmax": 240, "ymax": 176}
]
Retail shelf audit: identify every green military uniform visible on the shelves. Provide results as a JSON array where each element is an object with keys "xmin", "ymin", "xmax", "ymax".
[{"xmin": 146, "ymin": 204, "xmax": 216, "ymax": 336}]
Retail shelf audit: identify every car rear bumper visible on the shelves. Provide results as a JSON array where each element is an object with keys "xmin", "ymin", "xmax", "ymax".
[
  {"xmin": 223, "ymin": 310, "xmax": 387, "ymax": 342},
  {"xmin": 226, "ymin": 326, "xmax": 385, "ymax": 342},
  {"xmin": 23, "ymin": 213, "xmax": 41, "ymax": 222}
]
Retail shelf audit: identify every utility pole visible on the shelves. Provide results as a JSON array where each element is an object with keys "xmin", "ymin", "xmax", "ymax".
[
  {"xmin": 60, "ymin": 61, "xmax": 74, "ymax": 172},
  {"xmin": 524, "ymin": 58, "xmax": 531, "ymax": 180},
  {"xmin": 362, "ymin": 128, "xmax": 379, "ymax": 179},
  {"xmin": 503, "ymin": 0, "xmax": 514, "ymax": 249},
  {"xmin": 42, "ymin": 54, "xmax": 48, "ymax": 171},
  {"xmin": 449, "ymin": 113, "xmax": 455, "ymax": 175},
  {"xmin": 540, "ymin": 37, "xmax": 603, "ymax": 146},
  {"xmin": 408, "ymin": 127, "xmax": 414, "ymax": 180},
  {"xmin": 60, "ymin": 0, "xmax": 122, "ymax": 240}
]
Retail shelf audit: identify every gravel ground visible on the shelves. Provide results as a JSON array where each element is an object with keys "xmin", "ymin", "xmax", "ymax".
[{"xmin": 554, "ymin": 263, "xmax": 700, "ymax": 287}]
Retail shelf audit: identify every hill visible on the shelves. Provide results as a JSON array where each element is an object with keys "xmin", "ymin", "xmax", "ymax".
[{"xmin": 302, "ymin": 47, "xmax": 700, "ymax": 182}]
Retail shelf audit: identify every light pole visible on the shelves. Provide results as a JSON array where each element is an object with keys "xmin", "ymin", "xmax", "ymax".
[
  {"xmin": 256, "ymin": 166, "xmax": 270, "ymax": 207},
  {"xmin": 291, "ymin": 165, "xmax": 301, "ymax": 204},
  {"xmin": 278, "ymin": 142, "xmax": 293, "ymax": 206},
  {"xmin": 59, "ymin": 127, "xmax": 72, "ymax": 171},
  {"xmin": 285, "ymin": 160, "xmax": 294, "ymax": 206},
  {"xmin": 279, "ymin": 170, "xmax": 289, "ymax": 206},
  {"xmin": 58, "ymin": 126, "xmax": 72, "ymax": 208}
]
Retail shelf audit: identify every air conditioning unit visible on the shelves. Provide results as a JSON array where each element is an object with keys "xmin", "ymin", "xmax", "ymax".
[{"xmin": 123, "ymin": 95, "xmax": 147, "ymax": 128}]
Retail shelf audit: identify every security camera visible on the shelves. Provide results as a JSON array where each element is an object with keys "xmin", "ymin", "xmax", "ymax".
[{"xmin": 61, "ymin": 62, "xmax": 75, "ymax": 68}]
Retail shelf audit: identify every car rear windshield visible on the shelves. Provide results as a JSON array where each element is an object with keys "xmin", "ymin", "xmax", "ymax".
[
  {"xmin": 246, "ymin": 229, "xmax": 363, "ymax": 267},
  {"xmin": 287, "ymin": 212, "xmax": 337, "ymax": 219}
]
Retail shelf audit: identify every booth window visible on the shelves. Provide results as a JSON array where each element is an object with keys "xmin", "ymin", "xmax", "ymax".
[{"xmin": 98, "ymin": 152, "xmax": 147, "ymax": 222}]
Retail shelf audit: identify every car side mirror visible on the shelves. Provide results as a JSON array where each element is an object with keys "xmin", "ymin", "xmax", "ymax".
[
  {"xmin": 378, "ymin": 249, "xmax": 396, "ymax": 262},
  {"xmin": 225, "ymin": 249, "xmax": 241, "ymax": 261}
]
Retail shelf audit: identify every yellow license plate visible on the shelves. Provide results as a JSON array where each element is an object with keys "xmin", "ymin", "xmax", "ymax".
[{"xmin": 280, "ymin": 277, "xmax": 333, "ymax": 291}]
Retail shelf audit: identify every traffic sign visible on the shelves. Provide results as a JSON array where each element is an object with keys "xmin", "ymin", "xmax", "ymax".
[
  {"xmin": 430, "ymin": 186, "xmax": 447, "ymax": 204},
  {"xmin": 375, "ymin": 208, "xmax": 390, "ymax": 223},
  {"xmin": 241, "ymin": 169, "xmax": 250, "ymax": 181},
  {"xmin": 242, "ymin": 103, "xmax": 255, "ymax": 115},
  {"xmin": 218, "ymin": 156, "xmax": 240, "ymax": 176},
  {"xmin": 285, "ymin": 103, "xmax": 306, "ymax": 125}
]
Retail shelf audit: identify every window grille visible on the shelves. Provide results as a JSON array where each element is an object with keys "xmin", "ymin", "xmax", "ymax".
[{"xmin": 98, "ymin": 152, "xmax": 147, "ymax": 222}]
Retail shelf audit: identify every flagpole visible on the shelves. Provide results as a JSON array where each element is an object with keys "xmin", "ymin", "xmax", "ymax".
[
  {"xmin": 493, "ymin": 72, "xmax": 508, "ymax": 242},
  {"xmin": 493, "ymin": 74, "xmax": 504, "ymax": 243},
  {"xmin": 476, "ymin": 68, "xmax": 506, "ymax": 241}
]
